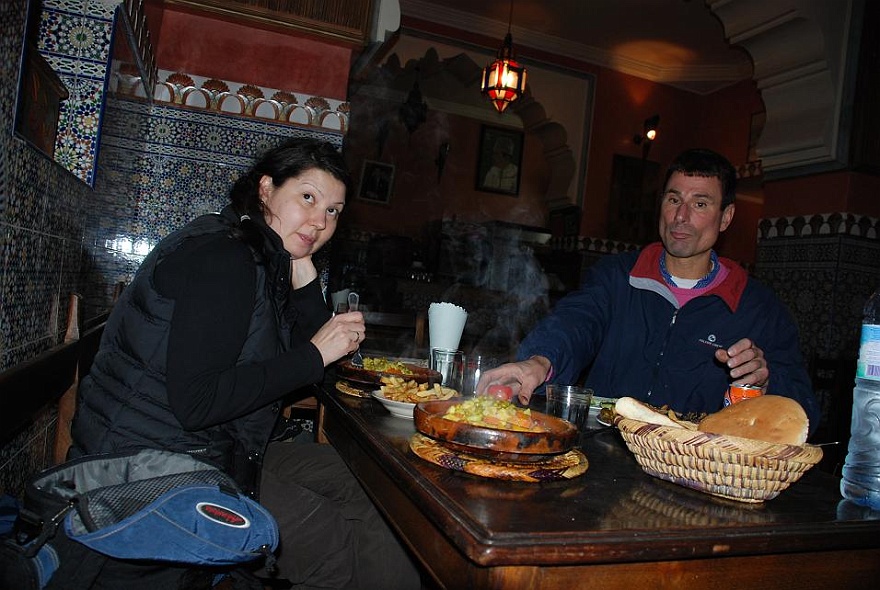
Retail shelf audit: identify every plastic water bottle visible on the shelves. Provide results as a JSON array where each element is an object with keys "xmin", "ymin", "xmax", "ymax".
[{"xmin": 840, "ymin": 288, "xmax": 880, "ymax": 509}]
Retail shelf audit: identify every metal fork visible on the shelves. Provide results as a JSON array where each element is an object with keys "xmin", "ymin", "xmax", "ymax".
[{"xmin": 348, "ymin": 291, "xmax": 364, "ymax": 367}]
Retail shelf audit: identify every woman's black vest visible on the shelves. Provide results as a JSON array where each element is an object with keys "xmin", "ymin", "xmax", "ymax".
[{"xmin": 71, "ymin": 207, "xmax": 292, "ymax": 496}]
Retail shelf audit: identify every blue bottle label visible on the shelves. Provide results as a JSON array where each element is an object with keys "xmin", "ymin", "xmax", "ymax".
[{"xmin": 857, "ymin": 324, "xmax": 880, "ymax": 381}]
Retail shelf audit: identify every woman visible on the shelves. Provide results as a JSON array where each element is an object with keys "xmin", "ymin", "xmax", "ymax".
[{"xmin": 71, "ymin": 138, "xmax": 420, "ymax": 589}]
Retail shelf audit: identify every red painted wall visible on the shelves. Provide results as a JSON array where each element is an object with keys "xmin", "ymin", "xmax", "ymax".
[
  {"xmin": 149, "ymin": 6, "xmax": 352, "ymax": 99},
  {"xmin": 580, "ymin": 69, "xmax": 704, "ymax": 238},
  {"xmin": 764, "ymin": 171, "xmax": 880, "ymax": 219},
  {"xmin": 695, "ymin": 79, "xmax": 766, "ymax": 265},
  {"xmin": 578, "ymin": 71, "xmax": 764, "ymax": 264}
]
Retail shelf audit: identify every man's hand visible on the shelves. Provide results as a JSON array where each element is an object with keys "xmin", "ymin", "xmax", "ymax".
[
  {"xmin": 475, "ymin": 356, "xmax": 552, "ymax": 405},
  {"xmin": 715, "ymin": 338, "xmax": 769, "ymax": 388}
]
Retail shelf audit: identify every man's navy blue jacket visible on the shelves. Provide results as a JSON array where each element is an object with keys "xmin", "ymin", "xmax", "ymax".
[{"xmin": 519, "ymin": 242, "xmax": 820, "ymax": 434}]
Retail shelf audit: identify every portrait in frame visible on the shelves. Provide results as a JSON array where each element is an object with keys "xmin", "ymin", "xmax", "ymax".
[
  {"xmin": 475, "ymin": 125, "xmax": 523, "ymax": 196},
  {"xmin": 357, "ymin": 160, "xmax": 395, "ymax": 204}
]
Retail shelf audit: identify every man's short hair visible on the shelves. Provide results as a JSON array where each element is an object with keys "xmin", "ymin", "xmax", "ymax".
[{"xmin": 664, "ymin": 148, "xmax": 737, "ymax": 208}]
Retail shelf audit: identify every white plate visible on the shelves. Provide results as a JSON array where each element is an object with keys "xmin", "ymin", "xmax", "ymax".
[
  {"xmin": 371, "ymin": 390, "xmax": 416, "ymax": 420},
  {"xmin": 592, "ymin": 396, "xmax": 618, "ymax": 426}
]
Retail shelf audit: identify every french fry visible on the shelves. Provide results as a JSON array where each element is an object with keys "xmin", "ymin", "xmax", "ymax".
[{"xmin": 379, "ymin": 376, "xmax": 459, "ymax": 403}]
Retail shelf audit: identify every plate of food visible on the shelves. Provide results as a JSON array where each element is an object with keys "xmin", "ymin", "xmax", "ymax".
[
  {"xmin": 592, "ymin": 396, "xmax": 619, "ymax": 426},
  {"xmin": 337, "ymin": 356, "xmax": 440, "ymax": 387},
  {"xmin": 414, "ymin": 397, "xmax": 578, "ymax": 461},
  {"xmin": 371, "ymin": 376, "xmax": 461, "ymax": 419}
]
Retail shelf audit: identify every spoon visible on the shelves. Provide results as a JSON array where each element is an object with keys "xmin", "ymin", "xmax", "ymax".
[{"xmin": 348, "ymin": 292, "xmax": 364, "ymax": 367}]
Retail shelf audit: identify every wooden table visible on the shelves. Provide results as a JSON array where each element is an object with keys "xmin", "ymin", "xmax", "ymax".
[{"xmin": 317, "ymin": 382, "xmax": 880, "ymax": 589}]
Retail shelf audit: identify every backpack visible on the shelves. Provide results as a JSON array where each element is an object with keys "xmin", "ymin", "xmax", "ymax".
[{"xmin": 1, "ymin": 449, "xmax": 278, "ymax": 589}]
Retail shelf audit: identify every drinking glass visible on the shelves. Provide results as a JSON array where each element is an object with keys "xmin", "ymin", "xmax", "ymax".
[
  {"xmin": 545, "ymin": 384, "xmax": 593, "ymax": 432},
  {"xmin": 462, "ymin": 355, "xmax": 501, "ymax": 396},
  {"xmin": 430, "ymin": 348, "xmax": 465, "ymax": 393}
]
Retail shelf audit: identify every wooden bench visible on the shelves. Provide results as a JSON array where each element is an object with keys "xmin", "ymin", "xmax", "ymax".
[
  {"xmin": 0, "ymin": 333, "xmax": 80, "ymax": 447},
  {"xmin": 0, "ymin": 294, "xmax": 107, "ymax": 462}
]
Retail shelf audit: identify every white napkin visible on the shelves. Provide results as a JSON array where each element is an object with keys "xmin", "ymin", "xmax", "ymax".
[{"xmin": 428, "ymin": 302, "xmax": 468, "ymax": 351}]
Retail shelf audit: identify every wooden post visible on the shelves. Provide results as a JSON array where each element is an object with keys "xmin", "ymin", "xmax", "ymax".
[{"xmin": 53, "ymin": 293, "xmax": 81, "ymax": 464}]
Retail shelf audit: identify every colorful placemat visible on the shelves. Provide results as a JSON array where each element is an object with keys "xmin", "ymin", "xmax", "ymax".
[
  {"xmin": 335, "ymin": 380, "xmax": 372, "ymax": 398},
  {"xmin": 409, "ymin": 433, "xmax": 588, "ymax": 482}
]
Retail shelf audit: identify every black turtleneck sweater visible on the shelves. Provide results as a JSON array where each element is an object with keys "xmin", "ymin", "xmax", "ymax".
[{"xmin": 154, "ymin": 232, "xmax": 327, "ymax": 430}]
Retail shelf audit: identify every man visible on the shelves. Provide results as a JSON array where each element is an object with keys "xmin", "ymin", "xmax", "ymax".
[{"xmin": 477, "ymin": 148, "xmax": 821, "ymax": 434}]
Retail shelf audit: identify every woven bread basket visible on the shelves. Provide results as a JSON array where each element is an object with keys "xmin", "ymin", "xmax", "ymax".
[{"xmin": 615, "ymin": 417, "xmax": 823, "ymax": 503}]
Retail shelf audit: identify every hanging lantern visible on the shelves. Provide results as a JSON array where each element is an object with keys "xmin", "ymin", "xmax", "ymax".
[{"xmin": 481, "ymin": 32, "xmax": 527, "ymax": 113}]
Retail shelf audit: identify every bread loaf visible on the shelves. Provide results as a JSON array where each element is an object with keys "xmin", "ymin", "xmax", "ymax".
[
  {"xmin": 697, "ymin": 395, "xmax": 808, "ymax": 445},
  {"xmin": 614, "ymin": 397, "xmax": 684, "ymax": 429}
]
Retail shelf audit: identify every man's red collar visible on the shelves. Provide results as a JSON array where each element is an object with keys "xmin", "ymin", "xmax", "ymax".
[{"xmin": 631, "ymin": 243, "xmax": 748, "ymax": 311}]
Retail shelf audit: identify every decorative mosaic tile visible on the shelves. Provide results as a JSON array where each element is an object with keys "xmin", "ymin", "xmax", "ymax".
[
  {"xmin": 5, "ymin": 146, "xmax": 49, "ymax": 231},
  {"xmin": 755, "ymin": 235, "xmax": 880, "ymax": 363},
  {"xmin": 0, "ymin": 406, "xmax": 56, "ymax": 497},
  {"xmin": 44, "ymin": 52, "xmax": 108, "ymax": 80},
  {"xmin": 34, "ymin": 4, "xmax": 113, "ymax": 186},
  {"xmin": 51, "ymin": 72, "xmax": 105, "ymax": 185},
  {"xmin": 45, "ymin": 0, "xmax": 117, "ymax": 19},
  {"xmin": 39, "ymin": 9, "xmax": 112, "ymax": 63},
  {"xmin": 1, "ymin": 227, "xmax": 48, "ymax": 355}
]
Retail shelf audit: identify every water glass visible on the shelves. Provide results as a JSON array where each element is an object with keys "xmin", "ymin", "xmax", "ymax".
[
  {"xmin": 462, "ymin": 355, "xmax": 501, "ymax": 396},
  {"xmin": 430, "ymin": 348, "xmax": 465, "ymax": 393},
  {"xmin": 545, "ymin": 384, "xmax": 593, "ymax": 432}
]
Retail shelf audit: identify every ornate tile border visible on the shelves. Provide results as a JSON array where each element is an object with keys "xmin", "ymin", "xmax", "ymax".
[
  {"xmin": 759, "ymin": 213, "xmax": 880, "ymax": 240},
  {"xmin": 111, "ymin": 69, "xmax": 350, "ymax": 133},
  {"xmin": 549, "ymin": 236, "xmax": 641, "ymax": 254}
]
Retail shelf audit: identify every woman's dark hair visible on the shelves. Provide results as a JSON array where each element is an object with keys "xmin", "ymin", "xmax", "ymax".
[
  {"xmin": 663, "ymin": 148, "xmax": 737, "ymax": 208},
  {"xmin": 230, "ymin": 137, "xmax": 352, "ymax": 218}
]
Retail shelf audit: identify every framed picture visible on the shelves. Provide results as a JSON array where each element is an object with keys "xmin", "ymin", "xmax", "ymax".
[
  {"xmin": 475, "ymin": 125, "xmax": 523, "ymax": 196},
  {"xmin": 357, "ymin": 160, "xmax": 395, "ymax": 204}
]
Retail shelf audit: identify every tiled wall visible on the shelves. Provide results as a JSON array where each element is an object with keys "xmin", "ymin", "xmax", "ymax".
[
  {"xmin": 83, "ymin": 91, "xmax": 344, "ymax": 310},
  {"xmin": 1, "ymin": 0, "xmax": 101, "ymax": 496},
  {"xmin": 755, "ymin": 213, "xmax": 880, "ymax": 363}
]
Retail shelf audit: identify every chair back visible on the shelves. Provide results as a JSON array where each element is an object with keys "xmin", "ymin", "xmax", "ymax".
[{"xmin": 362, "ymin": 310, "xmax": 426, "ymax": 358}]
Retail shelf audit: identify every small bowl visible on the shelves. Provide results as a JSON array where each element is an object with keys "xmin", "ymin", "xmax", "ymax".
[
  {"xmin": 414, "ymin": 399, "xmax": 578, "ymax": 461},
  {"xmin": 371, "ymin": 390, "xmax": 417, "ymax": 419}
]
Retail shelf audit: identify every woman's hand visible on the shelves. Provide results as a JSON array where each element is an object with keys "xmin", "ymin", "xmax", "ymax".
[
  {"xmin": 289, "ymin": 256, "xmax": 317, "ymax": 290},
  {"xmin": 310, "ymin": 311, "xmax": 365, "ymax": 366}
]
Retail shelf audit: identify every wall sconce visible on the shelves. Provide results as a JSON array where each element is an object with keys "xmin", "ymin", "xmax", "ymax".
[{"xmin": 633, "ymin": 114, "xmax": 660, "ymax": 146}]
